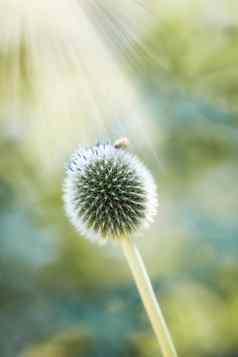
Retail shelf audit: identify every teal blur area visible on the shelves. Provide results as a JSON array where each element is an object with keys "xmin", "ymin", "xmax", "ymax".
[{"xmin": 0, "ymin": 1, "xmax": 238, "ymax": 356}]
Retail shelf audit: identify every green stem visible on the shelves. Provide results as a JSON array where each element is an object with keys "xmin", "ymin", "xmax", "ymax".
[{"xmin": 121, "ymin": 237, "xmax": 178, "ymax": 357}]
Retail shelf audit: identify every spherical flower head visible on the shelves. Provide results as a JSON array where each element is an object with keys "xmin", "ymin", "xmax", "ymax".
[{"xmin": 63, "ymin": 143, "xmax": 158, "ymax": 243}]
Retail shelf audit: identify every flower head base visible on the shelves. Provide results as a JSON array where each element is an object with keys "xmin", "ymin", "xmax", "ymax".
[{"xmin": 63, "ymin": 143, "xmax": 157, "ymax": 243}]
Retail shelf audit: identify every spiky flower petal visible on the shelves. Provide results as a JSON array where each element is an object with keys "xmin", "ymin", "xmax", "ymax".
[{"xmin": 63, "ymin": 143, "xmax": 157, "ymax": 243}]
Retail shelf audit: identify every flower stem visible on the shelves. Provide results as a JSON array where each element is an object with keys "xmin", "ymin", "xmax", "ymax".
[{"xmin": 121, "ymin": 237, "xmax": 178, "ymax": 357}]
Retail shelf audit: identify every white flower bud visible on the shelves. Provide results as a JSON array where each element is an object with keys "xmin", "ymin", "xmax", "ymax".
[{"xmin": 63, "ymin": 143, "xmax": 158, "ymax": 243}]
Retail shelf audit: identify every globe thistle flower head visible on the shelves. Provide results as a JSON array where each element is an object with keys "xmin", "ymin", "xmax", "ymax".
[{"xmin": 63, "ymin": 142, "xmax": 158, "ymax": 243}]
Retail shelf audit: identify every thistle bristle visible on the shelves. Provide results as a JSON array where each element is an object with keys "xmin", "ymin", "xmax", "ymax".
[{"xmin": 63, "ymin": 143, "xmax": 158, "ymax": 243}]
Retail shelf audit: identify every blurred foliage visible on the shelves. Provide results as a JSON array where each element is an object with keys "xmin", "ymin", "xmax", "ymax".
[
  {"xmin": 129, "ymin": 14, "xmax": 238, "ymax": 112},
  {"xmin": 0, "ymin": 1, "xmax": 238, "ymax": 357},
  {"xmin": 0, "ymin": 35, "xmax": 33, "ymax": 111}
]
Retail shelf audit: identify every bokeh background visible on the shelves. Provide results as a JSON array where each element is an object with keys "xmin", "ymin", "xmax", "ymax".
[{"xmin": 0, "ymin": 1, "xmax": 238, "ymax": 356}]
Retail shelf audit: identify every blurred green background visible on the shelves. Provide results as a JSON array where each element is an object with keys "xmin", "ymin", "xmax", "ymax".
[{"xmin": 0, "ymin": 1, "xmax": 238, "ymax": 356}]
